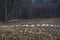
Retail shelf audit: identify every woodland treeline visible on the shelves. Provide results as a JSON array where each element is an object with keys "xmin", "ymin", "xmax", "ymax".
[{"xmin": 0, "ymin": 0, "xmax": 60, "ymax": 21}]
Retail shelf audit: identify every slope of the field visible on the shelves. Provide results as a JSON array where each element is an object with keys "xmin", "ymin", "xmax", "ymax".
[
  {"xmin": 0, "ymin": 26, "xmax": 60, "ymax": 40},
  {"xmin": 0, "ymin": 18, "xmax": 60, "ymax": 40},
  {"xmin": 6, "ymin": 18, "xmax": 60, "ymax": 25}
]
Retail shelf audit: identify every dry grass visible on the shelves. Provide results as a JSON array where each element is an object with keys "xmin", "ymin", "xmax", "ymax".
[
  {"xmin": 0, "ymin": 18, "xmax": 60, "ymax": 40},
  {"xmin": 6, "ymin": 18, "xmax": 60, "ymax": 25},
  {"xmin": 0, "ymin": 26, "xmax": 60, "ymax": 40}
]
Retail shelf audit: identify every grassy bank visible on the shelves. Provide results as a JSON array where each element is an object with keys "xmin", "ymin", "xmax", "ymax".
[{"xmin": 0, "ymin": 27, "xmax": 60, "ymax": 40}]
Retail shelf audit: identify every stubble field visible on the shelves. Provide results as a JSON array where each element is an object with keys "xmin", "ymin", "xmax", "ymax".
[{"xmin": 0, "ymin": 18, "xmax": 60, "ymax": 40}]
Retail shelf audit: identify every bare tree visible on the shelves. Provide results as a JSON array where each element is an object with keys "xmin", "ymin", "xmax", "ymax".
[{"xmin": 5, "ymin": 0, "xmax": 8, "ymax": 22}]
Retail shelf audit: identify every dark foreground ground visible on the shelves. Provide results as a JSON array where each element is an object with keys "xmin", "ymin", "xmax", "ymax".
[{"xmin": 0, "ymin": 18, "xmax": 60, "ymax": 40}]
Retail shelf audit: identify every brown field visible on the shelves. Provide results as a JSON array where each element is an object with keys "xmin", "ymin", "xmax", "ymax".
[
  {"xmin": 0, "ymin": 18, "xmax": 60, "ymax": 40},
  {"xmin": 0, "ymin": 27, "xmax": 60, "ymax": 40},
  {"xmin": 2, "ymin": 18, "xmax": 59, "ymax": 25}
]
